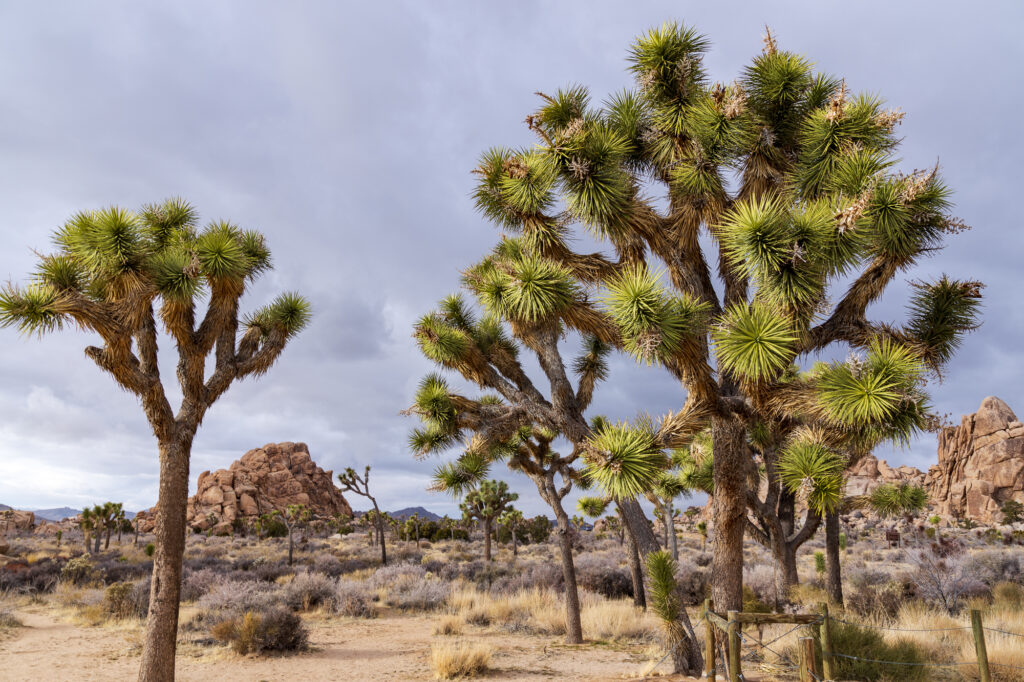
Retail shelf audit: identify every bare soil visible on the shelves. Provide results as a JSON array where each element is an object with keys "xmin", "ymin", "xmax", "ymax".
[{"xmin": 0, "ymin": 606, "xmax": 695, "ymax": 681}]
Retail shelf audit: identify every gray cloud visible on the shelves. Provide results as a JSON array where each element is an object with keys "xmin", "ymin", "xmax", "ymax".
[{"xmin": 0, "ymin": 1, "xmax": 1020, "ymax": 516}]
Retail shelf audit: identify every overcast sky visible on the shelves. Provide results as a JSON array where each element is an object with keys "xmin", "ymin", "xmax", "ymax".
[{"xmin": 0, "ymin": 1, "xmax": 1020, "ymax": 517}]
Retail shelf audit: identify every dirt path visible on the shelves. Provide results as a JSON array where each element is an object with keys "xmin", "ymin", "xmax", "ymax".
[{"xmin": 0, "ymin": 608, "xmax": 691, "ymax": 681}]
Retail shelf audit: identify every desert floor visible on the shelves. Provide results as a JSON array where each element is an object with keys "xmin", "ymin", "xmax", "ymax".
[{"xmin": 0, "ymin": 604, "xmax": 707, "ymax": 682}]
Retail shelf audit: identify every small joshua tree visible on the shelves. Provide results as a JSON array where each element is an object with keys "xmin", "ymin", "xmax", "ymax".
[
  {"xmin": 1002, "ymin": 500, "xmax": 1024, "ymax": 525},
  {"xmin": 0, "ymin": 199, "xmax": 309, "ymax": 681},
  {"xmin": 869, "ymin": 483, "xmax": 928, "ymax": 524},
  {"xmin": 282, "ymin": 504, "xmax": 311, "ymax": 566},
  {"xmin": 459, "ymin": 480, "xmax": 517, "ymax": 563},
  {"xmin": 646, "ymin": 550, "xmax": 691, "ymax": 675},
  {"xmin": 696, "ymin": 521, "xmax": 708, "ymax": 553},
  {"xmin": 337, "ymin": 466, "xmax": 387, "ymax": 565},
  {"xmin": 497, "ymin": 508, "xmax": 524, "ymax": 557}
]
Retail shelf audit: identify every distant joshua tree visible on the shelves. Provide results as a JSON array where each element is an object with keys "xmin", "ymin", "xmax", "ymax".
[
  {"xmin": 458, "ymin": 480, "xmax": 517, "ymax": 564},
  {"xmin": 497, "ymin": 508, "xmax": 524, "ymax": 557},
  {"xmin": 0, "ymin": 198, "xmax": 311, "ymax": 682},
  {"xmin": 338, "ymin": 466, "xmax": 387, "ymax": 565}
]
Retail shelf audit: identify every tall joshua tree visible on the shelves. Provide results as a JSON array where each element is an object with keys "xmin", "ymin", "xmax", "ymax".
[
  {"xmin": 337, "ymin": 465, "xmax": 387, "ymax": 565},
  {"xmin": 457, "ymin": 480, "xmax": 517, "ymax": 563},
  {"xmin": 0, "ymin": 199, "xmax": 310, "ymax": 682},
  {"xmin": 465, "ymin": 22, "xmax": 980, "ymax": 616}
]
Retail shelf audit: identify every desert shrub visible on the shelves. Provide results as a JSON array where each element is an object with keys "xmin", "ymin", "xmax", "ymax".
[
  {"xmin": 965, "ymin": 550, "xmax": 1022, "ymax": 586},
  {"xmin": 94, "ymin": 555, "xmax": 151, "ymax": 584},
  {"xmin": 180, "ymin": 568, "xmax": 224, "ymax": 602},
  {"xmin": 144, "ymin": 543, "xmax": 155, "ymax": 557},
  {"xmin": 0, "ymin": 557, "xmax": 64, "ymax": 593},
  {"xmin": 489, "ymin": 561, "xmax": 562, "ymax": 595},
  {"xmin": 368, "ymin": 562, "xmax": 425, "ymax": 589},
  {"xmin": 333, "ymin": 579, "xmax": 375, "ymax": 618},
  {"xmin": 390, "ymin": 580, "xmax": 449, "ymax": 611},
  {"xmin": 992, "ymin": 581, "xmax": 1024, "ymax": 609},
  {"xmin": 675, "ymin": 559, "xmax": 709, "ymax": 606},
  {"xmin": 906, "ymin": 547, "xmax": 986, "ymax": 614},
  {"xmin": 812, "ymin": 621, "xmax": 928, "ymax": 681},
  {"xmin": 199, "ymin": 579, "xmax": 282, "ymax": 613},
  {"xmin": 60, "ymin": 556, "xmax": 99, "ymax": 586},
  {"xmin": 433, "ymin": 615, "xmax": 463, "ymax": 635},
  {"xmin": 845, "ymin": 568, "xmax": 910, "ymax": 618},
  {"xmin": 210, "ymin": 606, "xmax": 308, "ymax": 654},
  {"xmin": 574, "ymin": 553, "xmax": 632, "ymax": 599},
  {"xmin": 0, "ymin": 607, "xmax": 22, "ymax": 629},
  {"xmin": 312, "ymin": 555, "xmax": 344, "ymax": 578},
  {"xmin": 253, "ymin": 560, "xmax": 292, "ymax": 583},
  {"xmin": 282, "ymin": 572, "xmax": 336, "ymax": 611},
  {"xmin": 525, "ymin": 516, "xmax": 551, "ymax": 544},
  {"xmin": 103, "ymin": 580, "xmax": 148, "ymax": 619},
  {"xmin": 429, "ymin": 642, "xmax": 491, "ymax": 679},
  {"xmin": 742, "ymin": 563, "xmax": 778, "ymax": 606}
]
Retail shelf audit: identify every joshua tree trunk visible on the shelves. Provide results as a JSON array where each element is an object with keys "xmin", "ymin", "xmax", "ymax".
[
  {"xmin": 511, "ymin": 526, "xmax": 518, "ymax": 557},
  {"xmin": 547, "ymin": 491, "xmax": 583, "ymax": 645},
  {"xmin": 825, "ymin": 509, "xmax": 844, "ymax": 606},
  {"xmin": 287, "ymin": 525, "xmax": 295, "ymax": 566},
  {"xmin": 620, "ymin": 507, "xmax": 646, "ymax": 610},
  {"xmin": 371, "ymin": 505, "xmax": 387, "ymax": 566},
  {"xmin": 138, "ymin": 437, "xmax": 191, "ymax": 682},
  {"xmin": 711, "ymin": 415, "xmax": 747, "ymax": 614},
  {"xmin": 94, "ymin": 529, "xmax": 102, "ymax": 554},
  {"xmin": 666, "ymin": 502, "xmax": 678, "ymax": 561},
  {"xmin": 483, "ymin": 518, "xmax": 492, "ymax": 562},
  {"xmin": 619, "ymin": 497, "xmax": 703, "ymax": 673}
]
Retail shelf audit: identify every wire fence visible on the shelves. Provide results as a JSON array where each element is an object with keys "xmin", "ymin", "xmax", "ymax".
[{"xmin": 698, "ymin": 605, "xmax": 1024, "ymax": 681}]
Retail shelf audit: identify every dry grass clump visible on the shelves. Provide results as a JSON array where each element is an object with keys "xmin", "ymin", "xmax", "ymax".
[
  {"xmin": 210, "ymin": 606, "xmax": 309, "ymax": 655},
  {"xmin": 433, "ymin": 615, "xmax": 464, "ymax": 636},
  {"xmin": 0, "ymin": 606, "xmax": 22, "ymax": 630},
  {"xmin": 429, "ymin": 641, "xmax": 491, "ymax": 679}
]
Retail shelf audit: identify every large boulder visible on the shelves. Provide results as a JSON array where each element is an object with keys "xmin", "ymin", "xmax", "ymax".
[
  {"xmin": 925, "ymin": 397, "xmax": 1024, "ymax": 523},
  {"xmin": 845, "ymin": 455, "xmax": 926, "ymax": 498},
  {"xmin": 136, "ymin": 442, "xmax": 352, "ymax": 533}
]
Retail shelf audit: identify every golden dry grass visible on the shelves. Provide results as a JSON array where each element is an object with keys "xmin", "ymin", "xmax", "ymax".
[
  {"xmin": 433, "ymin": 615, "xmax": 464, "ymax": 636},
  {"xmin": 429, "ymin": 641, "xmax": 492, "ymax": 679}
]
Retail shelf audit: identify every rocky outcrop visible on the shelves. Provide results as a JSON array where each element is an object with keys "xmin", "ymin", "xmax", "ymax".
[
  {"xmin": 136, "ymin": 442, "xmax": 352, "ymax": 535},
  {"xmin": 845, "ymin": 455, "xmax": 926, "ymax": 497},
  {"xmin": 0, "ymin": 510, "xmax": 35, "ymax": 532},
  {"xmin": 926, "ymin": 397, "xmax": 1024, "ymax": 522}
]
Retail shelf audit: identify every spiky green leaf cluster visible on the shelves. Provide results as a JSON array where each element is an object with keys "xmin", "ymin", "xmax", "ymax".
[
  {"xmin": 904, "ymin": 277, "xmax": 983, "ymax": 369},
  {"xmin": 584, "ymin": 420, "xmax": 668, "ymax": 499},
  {"xmin": 576, "ymin": 496, "xmax": 611, "ymax": 518},
  {"xmin": 645, "ymin": 550, "xmax": 681, "ymax": 624},
  {"xmin": 817, "ymin": 337, "xmax": 925, "ymax": 427},
  {"xmin": 603, "ymin": 265, "xmax": 709, "ymax": 365},
  {"xmin": 868, "ymin": 482, "xmax": 928, "ymax": 519},
  {"xmin": 776, "ymin": 437, "xmax": 845, "ymax": 515},
  {"xmin": 712, "ymin": 302, "xmax": 797, "ymax": 382}
]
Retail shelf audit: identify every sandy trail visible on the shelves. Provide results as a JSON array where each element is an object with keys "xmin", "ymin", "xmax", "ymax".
[{"xmin": 0, "ymin": 607, "xmax": 693, "ymax": 681}]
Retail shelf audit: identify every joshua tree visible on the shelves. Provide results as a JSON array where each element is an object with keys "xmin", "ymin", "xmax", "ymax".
[
  {"xmin": 404, "ymin": 512, "xmax": 422, "ymax": 548},
  {"xmin": 458, "ymin": 480, "xmax": 518, "ymax": 564},
  {"xmin": 497, "ymin": 508, "xmax": 524, "ymax": 557},
  {"xmin": 868, "ymin": 483, "xmax": 928, "ymax": 524},
  {"xmin": 463, "ymin": 20, "xmax": 981, "ymax": 622},
  {"xmin": 646, "ymin": 550, "xmax": 692, "ymax": 675},
  {"xmin": 578, "ymin": 495, "xmax": 646, "ymax": 608},
  {"xmin": 337, "ymin": 466, "xmax": 387, "ymax": 566},
  {"xmin": 0, "ymin": 198, "xmax": 311, "ymax": 681},
  {"xmin": 696, "ymin": 521, "xmax": 708, "ymax": 553},
  {"xmin": 281, "ymin": 504, "xmax": 311, "ymax": 566},
  {"xmin": 79, "ymin": 508, "xmax": 95, "ymax": 553}
]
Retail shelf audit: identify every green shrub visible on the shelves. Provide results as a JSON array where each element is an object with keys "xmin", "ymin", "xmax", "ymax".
[
  {"xmin": 144, "ymin": 543, "xmax": 155, "ymax": 557},
  {"xmin": 814, "ymin": 551, "xmax": 826, "ymax": 576},
  {"xmin": 60, "ymin": 556, "xmax": 98, "ymax": 586},
  {"xmin": 838, "ymin": 533, "xmax": 847, "ymax": 551},
  {"xmin": 814, "ymin": 621, "xmax": 928, "ymax": 681}
]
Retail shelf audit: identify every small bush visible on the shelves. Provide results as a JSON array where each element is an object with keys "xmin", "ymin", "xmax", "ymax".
[
  {"xmin": 333, "ymin": 579, "xmax": 375, "ymax": 618},
  {"xmin": 199, "ymin": 579, "xmax": 282, "ymax": 613},
  {"xmin": 282, "ymin": 572, "xmax": 336, "ymax": 611},
  {"xmin": 814, "ymin": 621, "xmax": 928, "ymax": 681},
  {"xmin": 0, "ymin": 557, "xmax": 63, "ymax": 593},
  {"xmin": 391, "ymin": 580, "xmax": 449, "ymax": 611},
  {"xmin": 103, "ymin": 581, "xmax": 147, "ymax": 619},
  {"xmin": 144, "ymin": 543, "xmax": 155, "ymax": 557},
  {"xmin": 574, "ymin": 553, "xmax": 632, "ymax": 599},
  {"xmin": 429, "ymin": 642, "xmax": 491, "ymax": 679},
  {"xmin": 433, "ymin": 615, "xmax": 463, "ymax": 636},
  {"xmin": 210, "ymin": 606, "xmax": 308, "ymax": 654},
  {"xmin": 992, "ymin": 581, "xmax": 1024, "ymax": 609},
  {"xmin": 0, "ymin": 607, "xmax": 22, "ymax": 629},
  {"xmin": 60, "ymin": 556, "xmax": 98, "ymax": 586}
]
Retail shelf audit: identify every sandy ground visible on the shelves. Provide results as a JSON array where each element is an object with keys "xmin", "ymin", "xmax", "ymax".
[{"xmin": 0, "ymin": 606, "xmax": 699, "ymax": 682}]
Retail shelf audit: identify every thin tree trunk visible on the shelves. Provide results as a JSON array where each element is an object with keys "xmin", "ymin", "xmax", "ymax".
[
  {"xmin": 288, "ymin": 528, "xmax": 294, "ymax": 566},
  {"xmin": 666, "ymin": 501, "xmax": 678, "ymax": 561},
  {"xmin": 619, "ymin": 497, "xmax": 703, "ymax": 674},
  {"xmin": 512, "ymin": 526, "xmax": 518, "ymax": 557},
  {"xmin": 372, "ymin": 504, "xmax": 387, "ymax": 566},
  {"xmin": 483, "ymin": 518, "xmax": 492, "ymax": 562},
  {"xmin": 94, "ymin": 529, "xmax": 102, "ymax": 554},
  {"xmin": 711, "ymin": 415, "xmax": 747, "ymax": 614},
  {"xmin": 549, "ymin": 497, "xmax": 583, "ymax": 645},
  {"xmin": 621, "ymin": 509, "xmax": 646, "ymax": 610},
  {"xmin": 825, "ymin": 509, "xmax": 844, "ymax": 606},
  {"xmin": 138, "ymin": 438, "xmax": 190, "ymax": 682},
  {"xmin": 105, "ymin": 527, "xmax": 111, "ymax": 550}
]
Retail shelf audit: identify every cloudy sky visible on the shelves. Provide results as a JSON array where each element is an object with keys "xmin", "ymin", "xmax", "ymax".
[{"xmin": 0, "ymin": 1, "xmax": 1020, "ymax": 517}]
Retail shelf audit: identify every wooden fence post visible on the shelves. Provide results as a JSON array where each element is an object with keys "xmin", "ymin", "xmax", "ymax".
[
  {"xmin": 798, "ymin": 636, "xmax": 817, "ymax": 682},
  {"xmin": 971, "ymin": 609, "xmax": 991, "ymax": 682},
  {"xmin": 820, "ymin": 603, "xmax": 835, "ymax": 681},
  {"xmin": 704, "ymin": 598, "xmax": 716, "ymax": 681},
  {"xmin": 726, "ymin": 610, "xmax": 741, "ymax": 682}
]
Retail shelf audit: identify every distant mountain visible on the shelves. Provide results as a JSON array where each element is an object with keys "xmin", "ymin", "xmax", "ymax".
[
  {"xmin": 354, "ymin": 506, "xmax": 443, "ymax": 521},
  {"xmin": 32, "ymin": 507, "xmax": 82, "ymax": 521},
  {"xmin": 0, "ymin": 503, "xmax": 10, "ymax": 511}
]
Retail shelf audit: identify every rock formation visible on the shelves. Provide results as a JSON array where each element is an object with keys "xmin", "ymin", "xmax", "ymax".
[
  {"xmin": 845, "ymin": 454, "xmax": 926, "ymax": 497},
  {"xmin": 136, "ymin": 442, "xmax": 352, "ymax": 535},
  {"xmin": 925, "ymin": 396, "xmax": 1024, "ymax": 522},
  {"xmin": 0, "ymin": 510, "xmax": 35, "ymax": 532}
]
